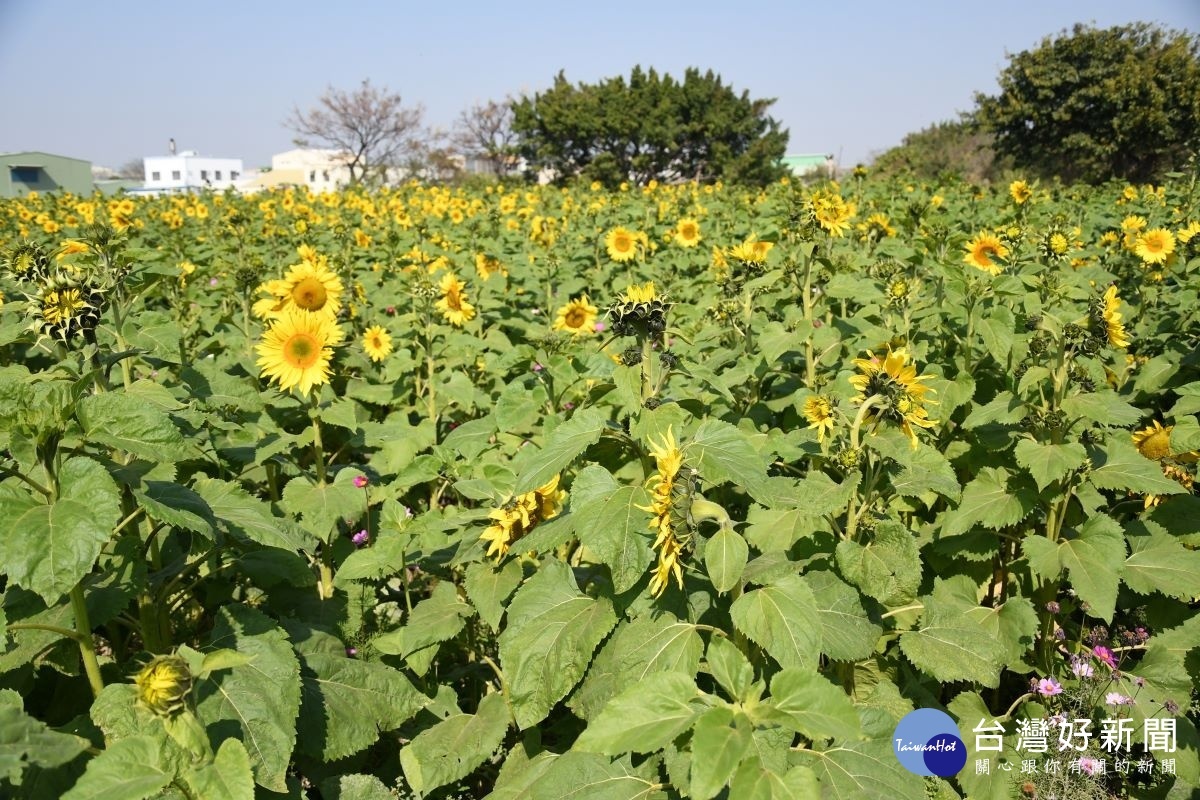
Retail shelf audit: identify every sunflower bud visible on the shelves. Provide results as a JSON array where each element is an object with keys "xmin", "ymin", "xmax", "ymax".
[{"xmin": 135, "ymin": 655, "xmax": 193, "ymax": 717}]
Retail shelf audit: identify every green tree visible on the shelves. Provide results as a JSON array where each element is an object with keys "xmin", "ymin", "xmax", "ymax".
[
  {"xmin": 871, "ymin": 116, "xmax": 1007, "ymax": 183},
  {"xmin": 511, "ymin": 67, "xmax": 789, "ymax": 187},
  {"xmin": 976, "ymin": 22, "xmax": 1200, "ymax": 184}
]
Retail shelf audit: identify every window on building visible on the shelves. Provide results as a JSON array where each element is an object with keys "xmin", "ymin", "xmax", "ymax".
[
  {"xmin": 200, "ymin": 170, "xmax": 209, "ymax": 181},
  {"xmin": 309, "ymin": 170, "xmax": 316, "ymax": 182},
  {"xmin": 231, "ymin": 171, "xmax": 240, "ymax": 180},
  {"xmin": 151, "ymin": 171, "xmax": 161, "ymax": 181},
  {"xmin": 215, "ymin": 170, "xmax": 222, "ymax": 180},
  {"xmin": 322, "ymin": 170, "xmax": 329, "ymax": 181},
  {"xmin": 171, "ymin": 170, "xmax": 181, "ymax": 180},
  {"xmin": 10, "ymin": 166, "xmax": 40, "ymax": 183}
]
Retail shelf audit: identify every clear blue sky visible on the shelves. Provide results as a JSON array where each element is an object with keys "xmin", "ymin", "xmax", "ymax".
[{"xmin": 1, "ymin": 0, "xmax": 1197, "ymax": 171}]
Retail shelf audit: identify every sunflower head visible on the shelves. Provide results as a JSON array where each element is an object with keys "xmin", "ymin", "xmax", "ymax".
[
  {"xmin": 30, "ymin": 270, "xmax": 107, "ymax": 345},
  {"xmin": 1132, "ymin": 421, "xmax": 1173, "ymax": 461},
  {"xmin": 256, "ymin": 307, "xmax": 343, "ymax": 396},
  {"xmin": 609, "ymin": 282, "xmax": 669, "ymax": 339},
  {"xmin": 435, "ymin": 272, "xmax": 477, "ymax": 326},
  {"xmin": 553, "ymin": 295, "xmax": 599, "ymax": 336},
  {"xmin": 1009, "ymin": 180, "xmax": 1033, "ymax": 205},
  {"xmin": 135, "ymin": 654, "xmax": 193, "ymax": 718},
  {"xmin": 4, "ymin": 241, "xmax": 52, "ymax": 283},
  {"xmin": 849, "ymin": 348, "xmax": 937, "ymax": 448},
  {"xmin": 674, "ymin": 218, "xmax": 702, "ymax": 248},
  {"xmin": 1091, "ymin": 285, "xmax": 1131, "ymax": 350},
  {"xmin": 639, "ymin": 428, "xmax": 696, "ymax": 598},
  {"xmin": 803, "ymin": 395, "xmax": 837, "ymax": 443},
  {"xmin": 479, "ymin": 474, "xmax": 565, "ymax": 559},
  {"xmin": 1134, "ymin": 229, "xmax": 1175, "ymax": 265},
  {"xmin": 605, "ymin": 227, "xmax": 643, "ymax": 262},
  {"xmin": 282, "ymin": 259, "xmax": 343, "ymax": 317},
  {"xmin": 362, "ymin": 325, "xmax": 393, "ymax": 363},
  {"xmin": 809, "ymin": 189, "xmax": 856, "ymax": 237},
  {"xmin": 963, "ymin": 232, "xmax": 1009, "ymax": 275}
]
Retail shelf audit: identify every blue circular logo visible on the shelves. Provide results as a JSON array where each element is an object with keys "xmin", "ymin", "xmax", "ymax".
[{"xmin": 892, "ymin": 709, "xmax": 967, "ymax": 777}]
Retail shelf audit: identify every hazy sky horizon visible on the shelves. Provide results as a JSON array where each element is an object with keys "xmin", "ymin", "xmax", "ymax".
[{"xmin": 2, "ymin": 0, "xmax": 1198, "ymax": 173}]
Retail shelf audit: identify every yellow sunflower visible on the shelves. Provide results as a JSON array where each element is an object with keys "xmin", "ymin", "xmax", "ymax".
[
  {"xmin": 605, "ymin": 227, "xmax": 640, "ymax": 262},
  {"xmin": 810, "ymin": 189, "xmax": 857, "ymax": 237},
  {"xmin": 640, "ymin": 428, "xmax": 686, "ymax": 598},
  {"xmin": 803, "ymin": 395, "xmax": 836, "ymax": 443},
  {"xmin": 553, "ymin": 295, "xmax": 599, "ymax": 335},
  {"xmin": 1132, "ymin": 421, "xmax": 1173, "ymax": 461},
  {"xmin": 435, "ymin": 272, "xmax": 476, "ymax": 326},
  {"xmin": 1100, "ymin": 285, "xmax": 1131, "ymax": 349},
  {"xmin": 280, "ymin": 259, "xmax": 343, "ymax": 317},
  {"xmin": 674, "ymin": 218, "xmax": 702, "ymax": 248},
  {"xmin": 256, "ymin": 308, "xmax": 343, "ymax": 396},
  {"xmin": 1009, "ymin": 180, "xmax": 1033, "ymax": 205},
  {"xmin": 479, "ymin": 475, "xmax": 565, "ymax": 559},
  {"xmin": 475, "ymin": 253, "xmax": 508, "ymax": 281},
  {"xmin": 849, "ymin": 348, "xmax": 937, "ymax": 448},
  {"xmin": 963, "ymin": 232, "xmax": 1009, "ymax": 276},
  {"xmin": 362, "ymin": 325, "xmax": 393, "ymax": 363},
  {"xmin": 1134, "ymin": 229, "xmax": 1175, "ymax": 265},
  {"xmin": 858, "ymin": 213, "xmax": 896, "ymax": 240},
  {"xmin": 728, "ymin": 237, "xmax": 773, "ymax": 265}
]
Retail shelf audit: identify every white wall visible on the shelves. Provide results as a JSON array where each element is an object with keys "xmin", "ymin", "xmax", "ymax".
[
  {"xmin": 143, "ymin": 155, "xmax": 244, "ymax": 190},
  {"xmin": 271, "ymin": 149, "xmax": 352, "ymax": 192}
]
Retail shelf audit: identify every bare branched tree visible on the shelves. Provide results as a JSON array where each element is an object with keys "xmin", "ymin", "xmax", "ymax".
[
  {"xmin": 453, "ymin": 98, "xmax": 518, "ymax": 176},
  {"xmin": 117, "ymin": 159, "xmax": 145, "ymax": 180},
  {"xmin": 286, "ymin": 79, "xmax": 424, "ymax": 184}
]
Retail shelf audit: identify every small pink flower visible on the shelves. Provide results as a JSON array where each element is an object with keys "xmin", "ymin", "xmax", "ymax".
[
  {"xmin": 1036, "ymin": 677, "xmax": 1063, "ymax": 697},
  {"xmin": 532, "ymin": 362, "xmax": 543, "ymax": 372},
  {"xmin": 1078, "ymin": 756, "xmax": 1101, "ymax": 776},
  {"xmin": 563, "ymin": 401, "xmax": 575, "ymax": 410},
  {"xmin": 1092, "ymin": 646, "xmax": 1117, "ymax": 669},
  {"xmin": 346, "ymin": 646, "xmax": 357, "ymax": 657},
  {"xmin": 1105, "ymin": 692, "xmax": 1133, "ymax": 706},
  {"xmin": 353, "ymin": 475, "xmax": 368, "ymax": 489},
  {"xmin": 594, "ymin": 321, "xmax": 606, "ymax": 332},
  {"xmin": 209, "ymin": 277, "xmax": 218, "ymax": 286},
  {"xmin": 351, "ymin": 529, "xmax": 369, "ymax": 547},
  {"xmin": 1071, "ymin": 659, "xmax": 1094, "ymax": 679}
]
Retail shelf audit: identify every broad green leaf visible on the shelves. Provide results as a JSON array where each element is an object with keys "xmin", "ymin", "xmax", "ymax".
[
  {"xmin": 757, "ymin": 472, "xmax": 857, "ymax": 515},
  {"xmin": 767, "ymin": 668, "xmax": 860, "ymax": 743},
  {"xmin": 977, "ymin": 305, "xmax": 1015, "ymax": 365},
  {"xmin": 690, "ymin": 707, "xmax": 751, "ymax": 800},
  {"xmin": 574, "ymin": 671, "xmax": 702, "ymax": 754},
  {"xmin": 60, "ymin": 735, "xmax": 172, "ymax": 800},
  {"xmin": 465, "ymin": 558, "xmax": 524, "ymax": 630},
  {"xmin": 1088, "ymin": 439, "xmax": 1187, "ymax": 496},
  {"xmin": 1123, "ymin": 532, "xmax": 1200, "ymax": 600},
  {"xmin": 498, "ymin": 560, "xmax": 617, "ymax": 728},
  {"xmin": 512, "ymin": 407, "xmax": 607, "ymax": 494},
  {"xmin": 281, "ymin": 470, "xmax": 367, "ymax": 543},
  {"xmin": 705, "ymin": 527, "xmax": 748, "ymax": 593},
  {"xmin": 965, "ymin": 596, "xmax": 1038, "ymax": 668},
  {"xmin": 1060, "ymin": 391, "xmax": 1143, "ymax": 428},
  {"xmin": 134, "ymin": 481, "xmax": 215, "ymax": 537},
  {"xmin": 705, "ymin": 635, "xmax": 754, "ymax": 701},
  {"xmin": 77, "ymin": 392, "xmax": 191, "ymax": 462},
  {"xmin": 1170, "ymin": 415, "xmax": 1200, "ymax": 453},
  {"xmin": 744, "ymin": 506, "xmax": 821, "ymax": 551},
  {"xmin": 1013, "ymin": 439, "xmax": 1087, "ymax": 491},
  {"xmin": 196, "ymin": 605, "xmax": 301, "ymax": 793},
  {"xmin": 570, "ymin": 614, "xmax": 704, "ymax": 720},
  {"xmin": 835, "ymin": 521, "xmax": 921, "ymax": 605},
  {"xmin": 899, "ymin": 580, "xmax": 1007, "ymax": 686},
  {"xmin": 0, "ymin": 689, "xmax": 89, "ymax": 785},
  {"xmin": 728, "ymin": 758, "xmax": 820, "ymax": 800},
  {"xmin": 372, "ymin": 582, "xmax": 473, "ymax": 671},
  {"xmin": 963, "ymin": 391, "xmax": 1025, "ymax": 428},
  {"xmin": 947, "ymin": 692, "xmax": 1018, "ymax": 800},
  {"xmin": 805, "ymin": 571, "xmax": 882, "ymax": 662},
  {"xmin": 685, "ymin": 419, "xmax": 770, "ymax": 500},
  {"xmin": 524, "ymin": 751, "xmax": 664, "ymax": 800},
  {"xmin": 400, "ymin": 692, "xmax": 510, "ymax": 796},
  {"xmin": 443, "ymin": 415, "xmax": 499, "ymax": 460},
  {"xmin": 576, "ymin": 485, "xmax": 653, "ymax": 593},
  {"xmin": 730, "ymin": 575, "xmax": 821, "ymax": 670},
  {"xmin": 793, "ymin": 740, "xmax": 924, "ymax": 800},
  {"xmin": 181, "ymin": 738, "xmax": 254, "ymax": 800},
  {"xmin": 296, "ymin": 652, "xmax": 427, "ymax": 761},
  {"xmin": 890, "ymin": 445, "xmax": 961, "ymax": 500},
  {"xmin": 940, "ymin": 467, "xmax": 1036, "ymax": 536},
  {"xmin": 0, "ymin": 457, "xmax": 121, "ymax": 603},
  {"xmin": 319, "ymin": 773, "xmax": 395, "ymax": 800},
  {"xmin": 1058, "ymin": 513, "xmax": 1126, "ymax": 621},
  {"xmin": 194, "ymin": 477, "xmax": 317, "ymax": 552}
]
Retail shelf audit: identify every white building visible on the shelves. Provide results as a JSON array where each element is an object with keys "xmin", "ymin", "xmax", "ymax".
[
  {"xmin": 270, "ymin": 148, "xmax": 353, "ymax": 193},
  {"xmin": 143, "ymin": 151, "xmax": 243, "ymax": 192}
]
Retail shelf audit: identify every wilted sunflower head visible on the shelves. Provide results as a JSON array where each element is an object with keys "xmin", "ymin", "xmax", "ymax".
[
  {"xmin": 135, "ymin": 654, "xmax": 193, "ymax": 717},
  {"xmin": 1132, "ymin": 421, "xmax": 1173, "ymax": 461},
  {"xmin": 479, "ymin": 474, "xmax": 565, "ymax": 559}
]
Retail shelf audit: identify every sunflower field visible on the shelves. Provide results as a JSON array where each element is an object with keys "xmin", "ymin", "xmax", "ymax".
[{"xmin": 0, "ymin": 168, "xmax": 1198, "ymax": 800}]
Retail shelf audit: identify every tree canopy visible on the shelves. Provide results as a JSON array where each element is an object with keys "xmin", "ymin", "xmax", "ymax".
[
  {"xmin": 870, "ymin": 117, "xmax": 1007, "ymax": 183},
  {"xmin": 976, "ymin": 22, "xmax": 1200, "ymax": 184},
  {"xmin": 511, "ymin": 67, "xmax": 789, "ymax": 187}
]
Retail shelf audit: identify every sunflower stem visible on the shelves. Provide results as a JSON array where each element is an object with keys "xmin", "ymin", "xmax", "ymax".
[{"xmin": 70, "ymin": 584, "xmax": 105, "ymax": 699}]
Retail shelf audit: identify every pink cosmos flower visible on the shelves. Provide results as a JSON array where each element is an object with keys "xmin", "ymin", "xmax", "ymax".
[
  {"xmin": 1092, "ymin": 646, "xmax": 1117, "ymax": 669},
  {"xmin": 1036, "ymin": 677, "xmax": 1063, "ymax": 697},
  {"xmin": 353, "ymin": 475, "xmax": 369, "ymax": 489},
  {"xmin": 1078, "ymin": 756, "xmax": 1101, "ymax": 776}
]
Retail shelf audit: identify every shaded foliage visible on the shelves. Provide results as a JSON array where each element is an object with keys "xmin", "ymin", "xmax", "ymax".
[{"xmin": 870, "ymin": 116, "xmax": 1007, "ymax": 183}]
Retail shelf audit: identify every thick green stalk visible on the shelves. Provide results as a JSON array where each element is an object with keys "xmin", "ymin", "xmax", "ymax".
[{"xmin": 70, "ymin": 585, "xmax": 104, "ymax": 698}]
